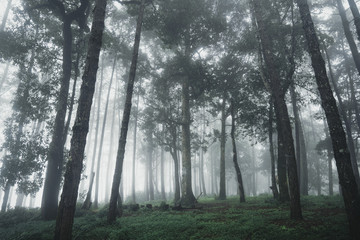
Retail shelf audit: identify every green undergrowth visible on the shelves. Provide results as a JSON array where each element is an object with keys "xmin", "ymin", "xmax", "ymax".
[{"xmin": 0, "ymin": 195, "xmax": 349, "ymax": 240}]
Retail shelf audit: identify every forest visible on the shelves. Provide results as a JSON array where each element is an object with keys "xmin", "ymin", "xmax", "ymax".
[{"xmin": 0, "ymin": 0, "xmax": 359, "ymax": 239}]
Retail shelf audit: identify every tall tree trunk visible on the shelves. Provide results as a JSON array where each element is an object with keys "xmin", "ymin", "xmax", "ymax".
[
  {"xmin": 160, "ymin": 139, "xmax": 166, "ymax": 200},
  {"xmin": 131, "ymin": 89, "xmax": 140, "ymax": 203},
  {"xmin": 148, "ymin": 137, "xmax": 154, "ymax": 201},
  {"xmin": 200, "ymin": 115, "xmax": 207, "ymax": 196},
  {"xmin": 324, "ymin": 47, "xmax": 360, "ymax": 187},
  {"xmin": 251, "ymin": 139, "xmax": 256, "ymax": 196},
  {"xmin": 252, "ymin": 0, "xmax": 300, "ymax": 219},
  {"xmin": 268, "ymin": 98, "xmax": 279, "ymax": 200},
  {"xmin": 180, "ymin": 77, "xmax": 196, "ymax": 207},
  {"xmin": 107, "ymin": 0, "xmax": 145, "ymax": 223},
  {"xmin": 296, "ymin": 0, "xmax": 360, "ymax": 238},
  {"xmin": 82, "ymin": 61, "xmax": 104, "ymax": 210},
  {"xmin": 337, "ymin": 0, "xmax": 360, "ymax": 76},
  {"xmin": 0, "ymin": 0, "xmax": 12, "ymax": 31},
  {"xmin": 219, "ymin": 94, "xmax": 227, "ymax": 200},
  {"xmin": 93, "ymin": 55, "xmax": 117, "ymax": 209},
  {"xmin": 299, "ymin": 113, "xmax": 308, "ymax": 195},
  {"xmin": 230, "ymin": 101, "xmax": 245, "ymax": 202},
  {"xmin": 54, "ymin": 0, "xmax": 107, "ymax": 238},
  {"xmin": 170, "ymin": 126, "xmax": 181, "ymax": 204},
  {"xmin": 347, "ymin": 0, "xmax": 360, "ymax": 41},
  {"xmin": 41, "ymin": 19, "xmax": 73, "ymax": 221},
  {"xmin": 324, "ymin": 119, "xmax": 334, "ymax": 196},
  {"xmin": 290, "ymin": 83, "xmax": 301, "ymax": 184},
  {"xmin": 105, "ymin": 74, "xmax": 118, "ymax": 203}
]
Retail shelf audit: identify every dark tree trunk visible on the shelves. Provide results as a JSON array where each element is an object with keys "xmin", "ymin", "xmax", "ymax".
[
  {"xmin": 252, "ymin": 0, "xmax": 301, "ymax": 219},
  {"xmin": 337, "ymin": 0, "xmax": 360, "ymax": 75},
  {"xmin": 54, "ymin": 0, "xmax": 107, "ymax": 238},
  {"xmin": 41, "ymin": 0, "xmax": 89, "ymax": 220},
  {"xmin": 180, "ymin": 77, "xmax": 196, "ymax": 207},
  {"xmin": 268, "ymin": 98, "xmax": 279, "ymax": 200},
  {"xmin": 347, "ymin": 0, "xmax": 360, "ymax": 41},
  {"xmin": 82, "ymin": 62, "xmax": 103, "ymax": 210},
  {"xmin": 219, "ymin": 94, "xmax": 227, "ymax": 200},
  {"xmin": 170, "ymin": 126, "xmax": 181, "ymax": 204},
  {"xmin": 230, "ymin": 101, "xmax": 245, "ymax": 202},
  {"xmin": 296, "ymin": 0, "xmax": 360, "ymax": 238},
  {"xmin": 324, "ymin": 47, "xmax": 360, "ymax": 187},
  {"xmin": 41, "ymin": 19, "xmax": 73, "ymax": 220},
  {"xmin": 107, "ymin": 0, "xmax": 145, "ymax": 223}
]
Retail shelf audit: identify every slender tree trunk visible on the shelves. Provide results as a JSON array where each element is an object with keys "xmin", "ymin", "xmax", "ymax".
[
  {"xmin": 105, "ymin": 75, "xmax": 118, "ymax": 203},
  {"xmin": 296, "ymin": 0, "xmax": 360, "ymax": 238},
  {"xmin": 290, "ymin": 83, "xmax": 301, "ymax": 184},
  {"xmin": 347, "ymin": 0, "xmax": 360, "ymax": 41},
  {"xmin": 170, "ymin": 127, "xmax": 181, "ymax": 204},
  {"xmin": 131, "ymin": 89, "xmax": 140, "ymax": 203},
  {"xmin": 268, "ymin": 98, "xmax": 279, "ymax": 200},
  {"xmin": 337, "ymin": 0, "xmax": 360, "ymax": 76},
  {"xmin": 324, "ymin": 47, "xmax": 360, "ymax": 187},
  {"xmin": 41, "ymin": 19, "xmax": 73, "ymax": 221},
  {"xmin": 299, "ymin": 113, "xmax": 308, "ymax": 195},
  {"xmin": 200, "ymin": 116, "xmax": 207, "ymax": 196},
  {"xmin": 54, "ymin": 1, "xmax": 107, "ymax": 238},
  {"xmin": 148, "ymin": 137, "xmax": 154, "ymax": 201},
  {"xmin": 219, "ymin": 94, "xmax": 227, "ymax": 200},
  {"xmin": 107, "ymin": 0, "xmax": 145, "ymax": 223},
  {"xmin": 93, "ymin": 55, "xmax": 117, "ymax": 209},
  {"xmin": 0, "ymin": 0, "xmax": 12, "ymax": 31},
  {"xmin": 324, "ymin": 119, "xmax": 334, "ymax": 196},
  {"xmin": 160, "ymin": 137, "xmax": 166, "ymax": 200},
  {"xmin": 230, "ymin": 101, "xmax": 245, "ymax": 202},
  {"xmin": 251, "ymin": 139, "xmax": 256, "ymax": 196},
  {"xmin": 82, "ymin": 61, "xmax": 104, "ymax": 210}
]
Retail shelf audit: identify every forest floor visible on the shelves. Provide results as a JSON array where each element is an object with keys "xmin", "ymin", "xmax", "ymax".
[{"xmin": 0, "ymin": 194, "xmax": 350, "ymax": 240}]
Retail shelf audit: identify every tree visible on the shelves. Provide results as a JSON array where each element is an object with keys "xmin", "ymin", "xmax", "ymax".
[
  {"xmin": 346, "ymin": 0, "xmax": 360, "ymax": 41},
  {"xmin": 251, "ymin": 0, "xmax": 302, "ymax": 219},
  {"xmin": 295, "ymin": 0, "xmax": 360, "ymax": 238},
  {"xmin": 54, "ymin": 0, "xmax": 107, "ymax": 238},
  {"xmin": 34, "ymin": 0, "xmax": 90, "ymax": 220},
  {"xmin": 107, "ymin": 0, "xmax": 145, "ymax": 223}
]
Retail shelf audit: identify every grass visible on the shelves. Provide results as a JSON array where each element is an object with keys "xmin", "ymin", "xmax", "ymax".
[{"xmin": 0, "ymin": 195, "xmax": 350, "ymax": 240}]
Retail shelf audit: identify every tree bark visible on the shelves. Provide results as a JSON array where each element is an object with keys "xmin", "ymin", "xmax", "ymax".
[
  {"xmin": 107, "ymin": 0, "xmax": 145, "ymax": 223},
  {"xmin": 324, "ymin": 119, "xmax": 334, "ymax": 196},
  {"xmin": 268, "ymin": 98, "xmax": 279, "ymax": 200},
  {"xmin": 337, "ymin": 0, "xmax": 360, "ymax": 76},
  {"xmin": 54, "ymin": 0, "xmax": 107, "ymax": 238},
  {"xmin": 252, "ymin": 0, "xmax": 302, "ymax": 219},
  {"xmin": 179, "ymin": 77, "xmax": 196, "ymax": 207},
  {"xmin": 131, "ymin": 89, "xmax": 140, "ymax": 203},
  {"xmin": 296, "ymin": 0, "xmax": 360, "ymax": 238},
  {"xmin": 347, "ymin": 0, "xmax": 360, "ymax": 41},
  {"xmin": 230, "ymin": 101, "xmax": 245, "ymax": 202},
  {"xmin": 219, "ymin": 94, "xmax": 227, "ymax": 200},
  {"xmin": 82, "ymin": 60, "xmax": 104, "ymax": 210},
  {"xmin": 324, "ymin": 46, "xmax": 360, "ymax": 187}
]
